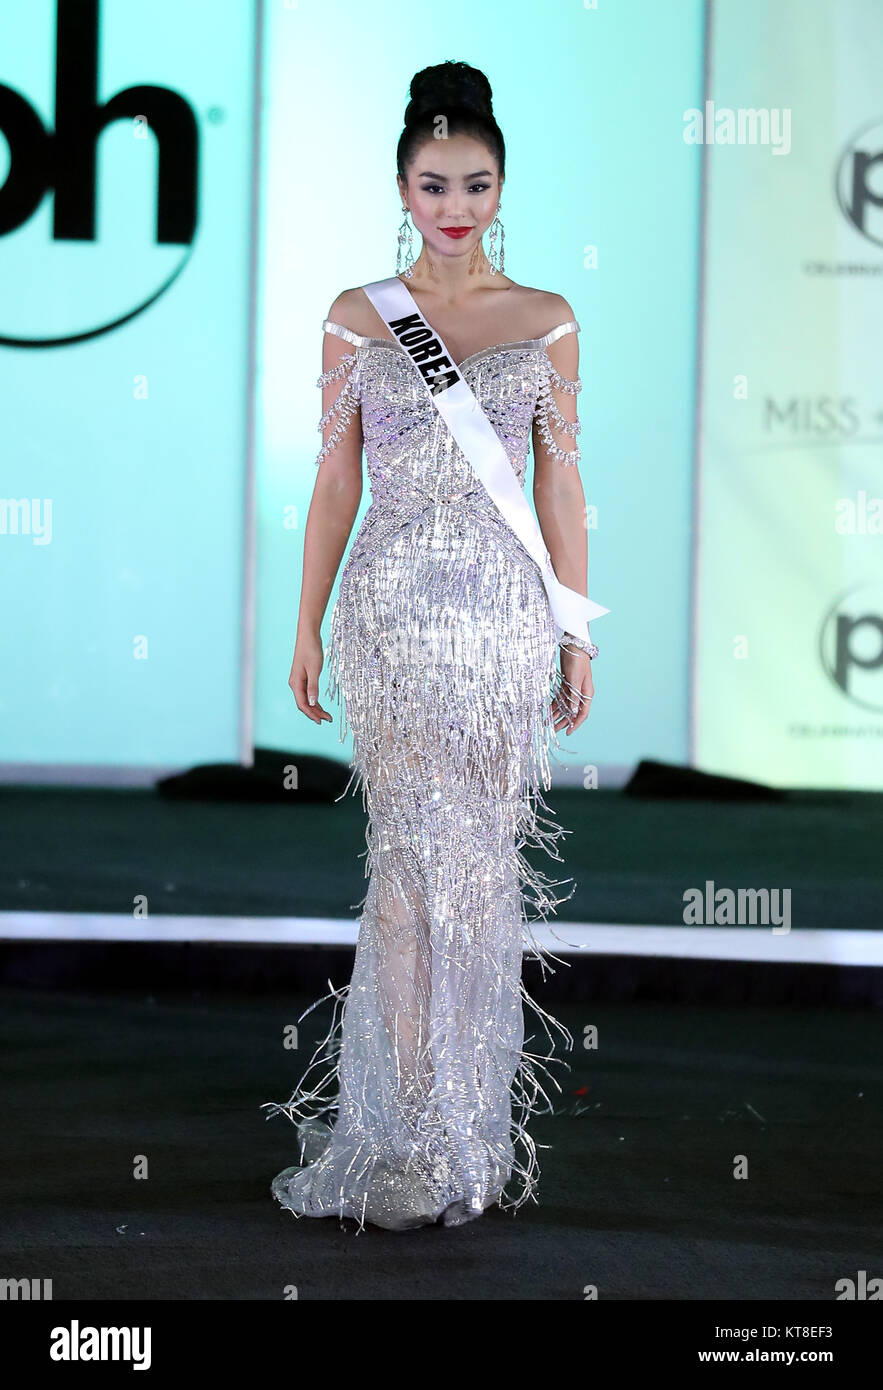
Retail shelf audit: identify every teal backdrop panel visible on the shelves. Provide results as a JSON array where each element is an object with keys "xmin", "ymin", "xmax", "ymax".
[
  {"xmin": 694, "ymin": 0, "xmax": 883, "ymax": 789},
  {"xmin": 0, "ymin": 0, "xmax": 255, "ymax": 767},
  {"xmin": 253, "ymin": 0, "xmax": 705, "ymax": 777}
]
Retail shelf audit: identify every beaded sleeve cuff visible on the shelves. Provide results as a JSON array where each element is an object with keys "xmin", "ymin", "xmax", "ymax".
[
  {"xmin": 315, "ymin": 351, "xmax": 360, "ymax": 466},
  {"xmin": 533, "ymin": 358, "xmax": 582, "ymax": 467}
]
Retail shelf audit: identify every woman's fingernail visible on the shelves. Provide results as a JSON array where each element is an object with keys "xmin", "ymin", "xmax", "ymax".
[{"xmin": 308, "ymin": 696, "xmax": 316, "ymax": 706}]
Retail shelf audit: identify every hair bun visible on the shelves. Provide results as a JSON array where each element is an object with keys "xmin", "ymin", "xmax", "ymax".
[{"xmin": 404, "ymin": 60, "xmax": 494, "ymax": 127}]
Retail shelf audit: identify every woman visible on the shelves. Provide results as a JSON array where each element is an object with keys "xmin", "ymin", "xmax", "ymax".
[{"xmin": 262, "ymin": 59, "xmax": 605, "ymax": 1232}]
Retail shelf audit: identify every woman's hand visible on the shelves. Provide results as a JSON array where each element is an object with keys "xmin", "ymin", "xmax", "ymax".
[
  {"xmin": 552, "ymin": 646, "xmax": 594, "ymax": 735},
  {"xmin": 289, "ymin": 632, "xmax": 333, "ymax": 725}
]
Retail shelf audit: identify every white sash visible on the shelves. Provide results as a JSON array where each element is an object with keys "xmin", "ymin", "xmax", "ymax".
[{"xmin": 361, "ymin": 276, "xmax": 609, "ymax": 643}]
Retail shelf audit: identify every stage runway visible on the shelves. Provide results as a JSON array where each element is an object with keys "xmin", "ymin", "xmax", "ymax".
[{"xmin": 1, "ymin": 983, "xmax": 880, "ymax": 1300}]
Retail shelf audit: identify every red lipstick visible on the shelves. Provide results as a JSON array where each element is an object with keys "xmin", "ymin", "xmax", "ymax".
[{"xmin": 440, "ymin": 226, "xmax": 472, "ymax": 239}]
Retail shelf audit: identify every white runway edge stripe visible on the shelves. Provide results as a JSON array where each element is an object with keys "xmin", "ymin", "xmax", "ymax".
[{"xmin": 0, "ymin": 913, "xmax": 881, "ymax": 964}]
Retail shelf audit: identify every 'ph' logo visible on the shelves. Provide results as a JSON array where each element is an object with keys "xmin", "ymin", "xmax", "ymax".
[
  {"xmin": 819, "ymin": 584, "xmax": 883, "ymax": 713},
  {"xmin": 0, "ymin": 0, "xmax": 199, "ymax": 347},
  {"xmin": 835, "ymin": 118, "xmax": 883, "ymax": 248}
]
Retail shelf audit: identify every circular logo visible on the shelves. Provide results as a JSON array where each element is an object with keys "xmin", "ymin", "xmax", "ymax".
[
  {"xmin": 819, "ymin": 583, "xmax": 883, "ymax": 713},
  {"xmin": 835, "ymin": 117, "xmax": 883, "ymax": 249},
  {"xmin": 0, "ymin": 1, "xmax": 199, "ymax": 347}
]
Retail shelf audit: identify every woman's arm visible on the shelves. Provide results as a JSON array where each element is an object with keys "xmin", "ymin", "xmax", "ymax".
[
  {"xmin": 290, "ymin": 298, "xmax": 364, "ymax": 725},
  {"xmin": 531, "ymin": 311, "xmax": 595, "ymax": 734}
]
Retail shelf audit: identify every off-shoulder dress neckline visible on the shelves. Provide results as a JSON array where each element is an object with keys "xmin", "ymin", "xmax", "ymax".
[{"xmin": 321, "ymin": 317, "xmax": 580, "ymax": 374}]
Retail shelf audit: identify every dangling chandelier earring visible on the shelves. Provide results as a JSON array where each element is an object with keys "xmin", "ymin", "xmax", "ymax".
[
  {"xmin": 396, "ymin": 204, "xmax": 416, "ymax": 278},
  {"xmin": 487, "ymin": 200, "xmax": 505, "ymax": 276}
]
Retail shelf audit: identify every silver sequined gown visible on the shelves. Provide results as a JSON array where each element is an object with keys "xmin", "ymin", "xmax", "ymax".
[{"xmin": 262, "ymin": 308, "xmax": 585, "ymax": 1231}]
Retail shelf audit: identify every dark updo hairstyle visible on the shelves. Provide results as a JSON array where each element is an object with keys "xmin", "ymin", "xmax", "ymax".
[{"xmin": 396, "ymin": 60, "xmax": 505, "ymax": 182}]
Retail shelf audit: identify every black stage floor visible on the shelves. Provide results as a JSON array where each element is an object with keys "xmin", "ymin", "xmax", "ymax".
[
  {"xmin": 1, "ymin": 782, "xmax": 881, "ymax": 928},
  {"xmin": 1, "ymin": 782, "xmax": 881, "ymax": 1301},
  {"xmin": 1, "ymin": 985, "xmax": 880, "ymax": 1300}
]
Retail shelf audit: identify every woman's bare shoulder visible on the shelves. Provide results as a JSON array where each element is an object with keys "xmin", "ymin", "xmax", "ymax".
[
  {"xmin": 508, "ymin": 283, "xmax": 578, "ymax": 334},
  {"xmin": 324, "ymin": 286, "xmax": 378, "ymax": 336}
]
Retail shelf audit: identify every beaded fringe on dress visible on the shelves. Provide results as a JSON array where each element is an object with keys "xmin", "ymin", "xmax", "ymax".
[{"xmin": 261, "ymin": 329, "xmax": 585, "ymax": 1232}]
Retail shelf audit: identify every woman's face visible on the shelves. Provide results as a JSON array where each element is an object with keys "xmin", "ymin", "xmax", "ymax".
[{"xmin": 398, "ymin": 133, "xmax": 502, "ymax": 265}]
